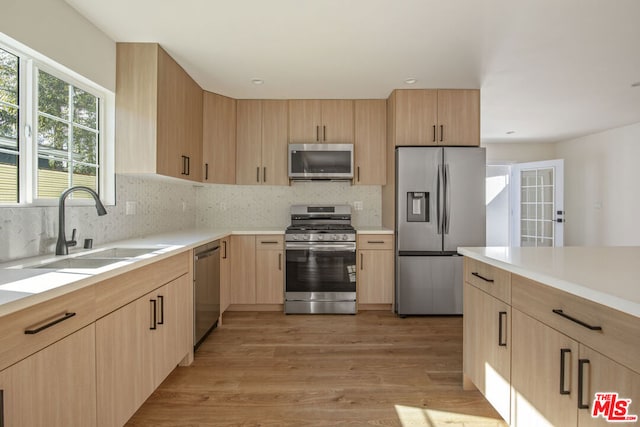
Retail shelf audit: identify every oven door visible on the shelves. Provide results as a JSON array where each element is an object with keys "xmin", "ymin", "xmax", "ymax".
[{"xmin": 285, "ymin": 242, "xmax": 356, "ymax": 313}]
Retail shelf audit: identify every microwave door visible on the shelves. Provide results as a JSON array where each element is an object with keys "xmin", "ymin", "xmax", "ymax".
[{"xmin": 289, "ymin": 144, "xmax": 353, "ymax": 179}]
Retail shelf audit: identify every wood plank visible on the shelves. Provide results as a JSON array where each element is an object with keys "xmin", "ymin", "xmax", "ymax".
[{"xmin": 127, "ymin": 312, "xmax": 507, "ymax": 426}]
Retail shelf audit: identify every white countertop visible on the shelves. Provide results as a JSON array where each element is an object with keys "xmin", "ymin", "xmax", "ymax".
[
  {"xmin": 0, "ymin": 228, "xmax": 284, "ymax": 316},
  {"xmin": 458, "ymin": 246, "xmax": 640, "ymax": 318},
  {"xmin": 356, "ymin": 227, "xmax": 394, "ymax": 234}
]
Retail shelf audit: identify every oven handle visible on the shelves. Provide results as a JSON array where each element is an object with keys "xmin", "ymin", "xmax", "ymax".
[{"xmin": 285, "ymin": 243, "xmax": 356, "ymax": 252}]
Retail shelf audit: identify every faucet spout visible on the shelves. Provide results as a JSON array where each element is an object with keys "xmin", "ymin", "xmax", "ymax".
[{"xmin": 55, "ymin": 186, "xmax": 107, "ymax": 256}]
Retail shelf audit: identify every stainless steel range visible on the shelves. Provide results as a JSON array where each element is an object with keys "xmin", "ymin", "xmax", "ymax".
[{"xmin": 285, "ymin": 205, "xmax": 357, "ymax": 314}]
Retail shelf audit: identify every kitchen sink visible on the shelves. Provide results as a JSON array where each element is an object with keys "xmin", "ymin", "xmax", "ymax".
[
  {"xmin": 77, "ymin": 247, "xmax": 158, "ymax": 259},
  {"xmin": 34, "ymin": 257, "xmax": 127, "ymax": 269}
]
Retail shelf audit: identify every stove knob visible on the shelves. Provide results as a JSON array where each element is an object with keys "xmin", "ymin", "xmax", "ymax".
[
  {"xmin": 292, "ymin": 235, "xmax": 299, "ymax": 241},
  {"xmin": 303, "ymin": 234, "xmax": 310, "ymax": 241},
  {"xmin": 318, "ymin": 234, "xmax": 325, "ymax": 240},
  {"xmin": 342, "ymin": 234, "xmax": 349, "ymax": 241}
]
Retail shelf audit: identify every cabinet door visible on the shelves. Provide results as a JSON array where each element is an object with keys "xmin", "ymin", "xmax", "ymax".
[
  {"xmin": 203, "ymin": 92, "xmax": 236, "ymax": 184},
  {"xmin": 578, "ymin": 345, "xmax": 640, "ymax": 427},
  {"xmin": 230, "ymin": 235, "xmax": 256, "ymax": 304},
  {"xmin": 255, "ymin": 249, "xmax": 284, "ymax": 304},
  {"xmin": 0, "ymin": 325, "xmax": 97, "ymax": 427},
  {"xmin": 220, "ymin": 237, "xmax": 231, "ymax": 314},
  {"xmin": 511, "ymin": 309, "xmax": 579, "ymax": 427},
  {"xmin": 393, "ymin": 89, "xmax": 438, "ymax": 146},
  {"xmin": 320, "ymin": 100, "xmax": 354, "ymax": 143},
  {"xmin": 357, "ymin": 249, "xmax": 393, "ymax": 304},
  {"xmin": 236, "ymin": 100, "xmax": 263, "ymax": 184},
  {"xmin": 437, "ymin": 89, "xmax": 480, "ymax": 146},
  {"xmin": 289, "ymin": 99, "xmax": 321, "ymax": 142},
  {"xmin": 261, "ymin": 100, "xmax": 289, "ymax": 185},
  {"xmin": 354, "ymin": 99, "xmax": 386, "ymax": 185},
  {"xmin": 463, "ymin": 283, "xmax": 511, "ymax": 423},
  {"xmin": 96, "ymin": 292, "xmax": 156, "ymax": 427},
  {"xmin": 185, "ymin": 74, "xmax": 203, "ymax": 182}
]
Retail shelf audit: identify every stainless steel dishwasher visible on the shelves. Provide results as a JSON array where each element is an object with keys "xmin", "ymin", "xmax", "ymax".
[{"xmin": 193, "ymin": 240, "xmax": 221, "ymax": 349}]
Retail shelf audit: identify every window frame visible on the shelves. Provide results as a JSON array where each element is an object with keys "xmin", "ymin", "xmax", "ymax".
[{"xmin": 0, "ymin": 34, "xmax": 115, "ymax": 207}]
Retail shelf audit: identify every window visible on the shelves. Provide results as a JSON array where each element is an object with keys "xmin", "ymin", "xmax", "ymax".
[{"xmin": 0, "ymin": 35, "xmax": 113, "ymax": 206}]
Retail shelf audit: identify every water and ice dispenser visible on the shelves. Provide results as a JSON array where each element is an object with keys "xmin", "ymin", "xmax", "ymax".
[{"xmin": 406, "ymin": 192, "xmax": 428, "ymax": 222}]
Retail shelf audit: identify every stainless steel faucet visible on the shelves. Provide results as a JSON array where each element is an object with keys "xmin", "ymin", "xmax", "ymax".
[{"xmin": 56, "ymin": 186, "xmax": 107, "ymax": 255}]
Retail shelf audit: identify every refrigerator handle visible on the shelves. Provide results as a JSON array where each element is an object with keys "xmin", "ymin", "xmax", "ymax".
[
  {"xmin": 444, "ymin": 163, "xmax": 451, "ymax": 234},
  {"xmin": 437, "ymin": 164, "xmax": 444, "ymax": 234}
]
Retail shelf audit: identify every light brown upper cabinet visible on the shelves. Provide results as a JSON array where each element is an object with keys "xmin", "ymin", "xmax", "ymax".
[
  {"xmin": 203, "ymin": 92, "xmax": 236, "ymax": 184},
  {"xmin": 289, "ymin": 100, "xmax": 354, "ymax": 143},
  {"xmin": 388, "ymin": 89, "xmax": 479, "ymax": 146},
  {"xmin": 236, "ymin": 100, "xmax": 289, "ymax": 185},
  {"xmin": 116, "ymin": 43, "xmax": 203, "ymax": 182},
  {"xmin": 354, "ymin": 99, "xmax": 386, "ymax": 185}
]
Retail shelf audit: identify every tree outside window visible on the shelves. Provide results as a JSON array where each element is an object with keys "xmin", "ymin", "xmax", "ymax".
[{"xmin": 0, "ymin": 47, "xmax": 20, "ymax": 203}]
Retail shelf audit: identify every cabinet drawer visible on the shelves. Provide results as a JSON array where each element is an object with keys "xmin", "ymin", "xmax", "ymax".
[
  {"xmin": 0, "ymin": 285, "xmax": 96, "ymax": 371},
  {"xmin": 94, "ymin": 251, "xmax": 189, "ymax": 318},
  {"xmin": 256, "ymin": 235, "xmax": 284, "ymax": 250},
  {"xmin": 512, "ymin": 274, "xmax": 640, "ymax": 374},
  {"xmin": 464, "ymin": 258, "xmax": 511, "ymax": 304},
  {"xmin": 357, "ymin": 234, "xmax": 393, "ymax": 250}
]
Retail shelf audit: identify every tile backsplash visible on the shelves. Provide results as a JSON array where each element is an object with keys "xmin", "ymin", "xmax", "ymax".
[{"xmin": 0, "ymin": 177, "xmax": 382, "ymax": 262}]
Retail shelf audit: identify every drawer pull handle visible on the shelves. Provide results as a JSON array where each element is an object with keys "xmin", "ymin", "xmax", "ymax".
[
  {"xmin": 1, "ymin": 389, "xmax": 4, "ymax": 427},
  {"xmin": 157, "ymin": 295, "xmax": 164, "ymax": 325},
  {"xmin": 260, "ymin": 241, "xmax": 279, "ymax": 245},
  {"xmin": 367, "ymin": 240, "xmax": 385, "ymax": 244},
  {"xmin": 560, "ymin": 348, "xmax": 571, "ymax": 395},
  {"xmin": 150, "ymin": 299, "xmax": 157, "ymax": 330},
  {"xmin": 578, "ymin": 358, "xmax": 590, "ymax": 409},
  {"xmin": 471, "ymin": 272, "xmax": 494, "ymax": 283},
  {"xmin": 498, "ymin": 311, "xmax": 507, "ymax": 347},
  {"xmin": 24, "ymin": 312, "xmax": 76, "ymax": 334},
  {"xmin": 552, "ymin": 309, "xmax": 602, "ymax": 331}
]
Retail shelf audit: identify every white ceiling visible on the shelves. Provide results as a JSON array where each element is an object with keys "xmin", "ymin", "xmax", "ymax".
[{"xmin": 65, "ymin": 0, "xmax": 640, "ymax": 144}]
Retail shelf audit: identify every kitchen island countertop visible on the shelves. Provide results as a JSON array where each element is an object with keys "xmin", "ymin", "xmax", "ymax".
[{"xmin": 458, "ymin": 246, "xmax": 640, "ymax": 318}]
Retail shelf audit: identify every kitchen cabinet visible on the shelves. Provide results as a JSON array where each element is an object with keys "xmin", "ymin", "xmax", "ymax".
[
  {"xmin": 203, "ymin": 91, "xmax": 236, "ymax": 184},
  {"xmin": 236, "ymin": 100, "xmax": 288, "ymax": 185},
  {"xmin": 116, "ymin": 43, "xmax": 203, "ymax": 182},
  {"xmin": 95, "ymin": 274, "xmax": 191, "ymax": 427},
  {"xmin": 354, "ymin": 100, "xmax": 386, "ymax": 185},
  {"xmin": 0, "ymin": 325, "xmax": 97, "ymax": 427},
  {"xmin": 463, "ymin": 281, "xmax": 512, "ymax": 424},
  {"xmin": 388, "ymin": 89, "xmax": 479, "ymax": 146},
  {"xmin": 229, "ymin": 234, "xmax": 284, "ymax": 306},
  {"xmin": 356, "ymin": 234, "xmax": 393, "ymax": 305},
  {"xmin": 289, "ymin": 99, "xmax": 354, "ymax": 143}
]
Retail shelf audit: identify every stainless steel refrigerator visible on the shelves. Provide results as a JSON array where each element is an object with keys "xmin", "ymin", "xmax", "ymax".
[{"xmin": 396, "ymin": 147, "xmax": 485, "ymax": 315}]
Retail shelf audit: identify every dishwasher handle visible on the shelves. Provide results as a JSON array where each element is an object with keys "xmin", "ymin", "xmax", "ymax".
[{"xmin": 195, "ymin": 246, "xmax": 220, "ymax": 260}]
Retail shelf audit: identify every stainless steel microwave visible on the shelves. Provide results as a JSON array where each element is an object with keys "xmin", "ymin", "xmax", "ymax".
[{"xmin": 288, "ymin": 143, "xmax": 354, "ymax": 180}]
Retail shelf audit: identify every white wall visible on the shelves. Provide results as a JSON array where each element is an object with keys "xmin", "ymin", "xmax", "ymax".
[
  {"xmin": 555, "ymin": 122, "xmax": 640, "ymax": 246},
  {"xmin": 485, "ymin": 142, "xmax": 557, "ymax": 164},
  {"xmin": 0, "ymin": 0, "xmax": 115, "ymax": 91}
]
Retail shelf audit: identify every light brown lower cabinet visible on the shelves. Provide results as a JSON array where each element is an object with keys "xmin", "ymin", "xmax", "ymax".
[
  {"xmin": 0, "ymin": 324, "xmax": 97, "ymax": 427},
  {"xmin": 463, "ymin": 282, "xmax": 511, "ymax": 424},
  {"xmin": 356, "ymin": 235, "xmax": 393, "ymax": 305},
  {"xmin": 220, "ymin": 236, "xmax": 231, "ymax": 315},
  {"xmin": 96, "ymin": 274, "xmax": 191, "ymax": 427}
]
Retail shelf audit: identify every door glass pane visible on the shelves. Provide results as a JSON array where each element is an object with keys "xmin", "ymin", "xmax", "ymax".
[{"xmin": 520, "ymin": 167, "xmax": 555, "ymax": 247}]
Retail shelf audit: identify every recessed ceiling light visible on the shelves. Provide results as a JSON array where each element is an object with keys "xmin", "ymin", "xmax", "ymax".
[
  {"xmin": 251, "ymin": 78, "xmax": 264, "ymax": 85},
  {"xmin": 506, "ymin": 130, "xmax": 516, "ymax": 135},
  {"xmin": 632, "ymin": 81, "xmax": 640, "ymax": 87},
  {"xmin": 404, "ymin": 78, "xmax": 417, "ymax": 85}
]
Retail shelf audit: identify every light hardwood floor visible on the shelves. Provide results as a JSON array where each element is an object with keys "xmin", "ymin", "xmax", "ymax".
[{"xmin": 126, "ymin": 312, "xmax": 507, "ymax": 426}]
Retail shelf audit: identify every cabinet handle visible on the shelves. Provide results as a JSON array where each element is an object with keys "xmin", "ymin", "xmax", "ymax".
[
  {"xmin": 432, "ymin": 125, "xmax": 436, "ymax": 142},
  {"xmin": 360, "ymin": 253, "xmax": 364, "ymax": 270},
  {"xmin": 560, "ymin": 348, "xmax": 571, "ymax": 395},
  {"xmin": 498, "ymin": 311, "xmax": 507, "ymax": 347},
  {"xmin": 150, "ymin": 299, "xmax": 157, "ymax": 330},
  {"xmin": 316, "ymin": 125, "xmax": 319, "ymax": 141},
  {"xmin": 552, "ymin": 309, "xmax": 602, "ymax": 331},
  {"xmin": 256, "ymin": 166, "xmax": 260, "ymax": 183},
  {"xmin": 263, "ymin": 167, "xmax": 267, "ymax": 183},
  {"xmin": 186, "ymin": 156, "xmax": 190, "ymax": 176},
  {"xmin": 24, "ymin": 312, "xmax": 76, "ymax": 334},
  {"xmin": 471, "ymin": 272, "xmax": 494, "ymax": 283},
  {"xmin": 367, "ymin": 240, "xmax": 385, "ymax": 244},
  {"xmin": 0, "ymin": 389, "xmax": 4, "ymax": 427},
  {"xmin": 157, "ymin": 295, "xmax": 164, "ymax": 325},
  {"xmin": 578, "ymin": 358, "xmax": 590, "ymax": 409},
  {"xmin": 205, "ymin": 163, "xmax": 209, "ymax": 180},
  {"xmin": 357, "ymin": 166, "xmax": 360, "ymax": 182},
  {"xmin": 222, "ymin": 240, "xmax": 227, "ymax": 259},
  {"xmin": 278, "ymin": 253, "xmax": 282, "ymax": 271},
  {"xmin": 440, "ymin": 125, "xmax": 444, "ymax": 142},
  {"xmin": 181, "ymin": 156, "xmax": 188, "ymax": 175},
  {"xmin": 260, "ymin": 240, "xmax": 279, "ymax": 244},
  {"xmin": 323, "ymin": 125, "xmax": 326, "ymax": 141}
]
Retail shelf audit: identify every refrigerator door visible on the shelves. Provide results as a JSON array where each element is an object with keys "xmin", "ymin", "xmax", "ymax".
[
  {"xmin": 396, "ymin": 147, "xmax": 443, "ymax": 252},
  {"xmin": 442, "ymin": 147, "xmax": 486, "ymax": 252},
  {"xmin": 396, "ymin": 255, "xmax": 463, "ymax": 315}
]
